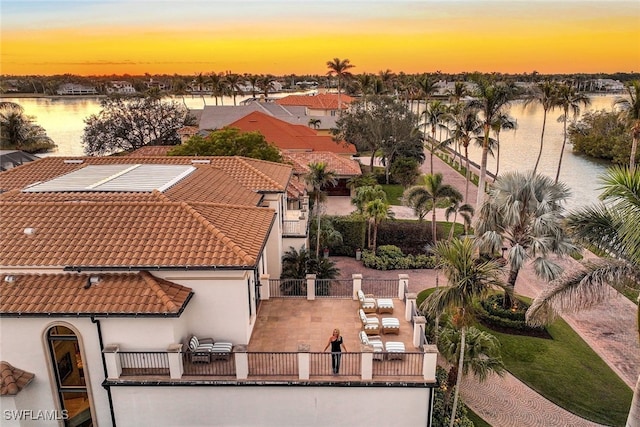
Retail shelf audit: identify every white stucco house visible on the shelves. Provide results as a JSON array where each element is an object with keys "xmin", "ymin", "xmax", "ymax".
[{"xmin": 0, "ymin": 155, "xmax": 436, "ymax": 427}]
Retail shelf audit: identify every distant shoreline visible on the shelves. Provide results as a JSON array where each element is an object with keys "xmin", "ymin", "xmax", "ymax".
[{"xmin": 1, "ymin": 93, "xmax": 106, "ymax": 99}]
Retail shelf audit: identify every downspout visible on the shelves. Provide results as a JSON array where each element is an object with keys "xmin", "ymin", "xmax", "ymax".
[{"xmin": 92, "ymin": 316, "xmax": 117, "ymax": 427}]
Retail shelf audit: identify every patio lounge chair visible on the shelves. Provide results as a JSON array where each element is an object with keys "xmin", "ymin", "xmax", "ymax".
[
  {"xmin": 381, "ymin": 317, "xmax": 400, "ymax": 334},
  {"xmin": 359, "ymin": 331, "xmax": 384, "ymax": 360},
  {"xmin": 358, "ymin": 309, "xmax": 381, "ymax": 335},
  {"xmin": 357, "ymin": 290, "xmax": 377, "ymax": 314},
  {"xmin": 187, "ymin": 335, "xmax": 233, "ymax": 362}
]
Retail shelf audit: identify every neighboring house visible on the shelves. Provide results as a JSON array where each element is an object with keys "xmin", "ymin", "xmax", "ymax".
[
  {"xmin": 0, "ymin": 150, "xmax": 39, "ymax": 171},
  {"xmin": 56, "ymin": 83, "xmax": 98, "ymax": 95},
  {"xmin": 0, "ymin": 155, "xmax": 436, "ymax": 427},
  {"xmin": 283, "ymin": 151, "xmax": 362, "ymax": 197},
  {"xmin": 106, "ymin": 81, "xmax": 136, "ymax": 95},
  {"xmin": 275, "ymin": 93, "xmax": 354, "ymax": 118}
]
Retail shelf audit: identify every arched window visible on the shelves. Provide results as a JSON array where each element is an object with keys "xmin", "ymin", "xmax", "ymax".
[{"xmin": 46, "ymin": 325, "xmax": 93, "ymax": 427}]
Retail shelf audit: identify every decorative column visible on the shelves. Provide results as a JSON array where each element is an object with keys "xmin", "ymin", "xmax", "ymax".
[
  {"xmin": 423, "ymin": 344, "xmax": 438, "ymax": 382},
  {"xmin": 167, "ymin": 343, "xmax": 183, "ymax": 379},
  {"xmin": 398, "ymin": 274, "xmax": 409, "ymax": 300},
  {"xmin": 306, "ymin": 274, "xmax": 316, "ymax": 300},
  {"xmin": 413, "ymin": 315, "xmax": 427, "ymax": 349},
  {"xmin": 103, "ymin": 344, "xmax": 122, "ymax": 379},
  {"xmin": 260, "ymin": 274, "xmax": 270, "ymax": 300},
  {"xmin": 234, "ymin": 345, "xmax": 248, "ymax": 380},
  {"xmin": 405, "ymin": 292, "xmax": 417, "ymax": 322},
  {"xmin": 352, "ymin": 273, "xmax": 362, "ymax": 300},
  {"xmin": 298, "ymin": 344, "xmax": 310, "ymax": 380},
  {"xmin": 360, "ymin": 344, "xmax": 373, "ymax": 381}
]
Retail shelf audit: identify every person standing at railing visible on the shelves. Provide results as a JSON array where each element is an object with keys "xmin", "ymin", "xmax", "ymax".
[{"xmin": 324, "ymin": 328, "xmax": 347, "ymax": 375}]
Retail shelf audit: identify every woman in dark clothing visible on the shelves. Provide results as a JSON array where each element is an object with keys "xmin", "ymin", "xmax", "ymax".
[{"xmin": 324, "ymin": 328, "xmax": 347, "ymax": 374}]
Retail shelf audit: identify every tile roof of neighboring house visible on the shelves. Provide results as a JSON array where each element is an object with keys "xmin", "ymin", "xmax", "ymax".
[
  {"xmin": 198, "ymin": 103, "xmax": 306, "ymax": 131},
  {"xmin": 286, "ymin": 175, "xmax": 306, "ymax": 199},
  {"xmin": 0, "ymin": 362, "xmax": 34, "ymax": 396},
  {"xmin": 0, "ymin": 272, "xmax": 193, "ymax": 316},
  {"xmin": 0, "ymin": 201, "xmax": 275, "ymax": 268},
  {"xmin": 228, "ymin": 111, "xmax": 356, "ymax": 154},
  {"xmin": 177, "ymin": 126, "xmax": 199, "ymax": 136},
  {"xmin": 0, "ymin": 156, "xmax": 291, "ymax": 194},
  {"xmin": 275, "ymin": 93, "xmax": 354, "ymax": 110},
  {"xmin": 127, "ymin": 145, "xmax": 173, "ymax": 157},
  {"xmin": 283, "ymin": 152, "xmax": 362, "ymax": 176}
]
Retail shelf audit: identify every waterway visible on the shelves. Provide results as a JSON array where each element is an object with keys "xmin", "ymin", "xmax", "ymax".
[{"xmin": 3, "ymin": 93, "xmax": 623, "ymax": 211}]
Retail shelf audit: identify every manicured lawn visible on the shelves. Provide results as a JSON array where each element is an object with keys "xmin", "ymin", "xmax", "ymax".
[
  {"xmin": 381, "ymin": 184, "xmax": 404, "ymax": 205},
  {"xmin": 478, "ymin": 319, "xmax": 632, "ymax": 426}
]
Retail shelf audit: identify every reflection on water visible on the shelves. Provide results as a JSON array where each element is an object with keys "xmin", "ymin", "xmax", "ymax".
[{"xmin": 4, "ymin": 93, "xmax": 624, "ymax": 210}]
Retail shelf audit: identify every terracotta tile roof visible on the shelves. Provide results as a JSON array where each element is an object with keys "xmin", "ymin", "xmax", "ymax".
[
  {"xmin": 275, "ymin": 93, "xmax": 354, "ymax": 110},
  {"xmin": 227, "ymin": 111, "xmax": 356, "ymax": 154},
  {"xmin": 127, "ymin": 145, "xmax": 173, "ymax": 157},
  {"xmin": 0, "ymin": 201, "xmax": 275, "ymax": 268},
  {"xmin": 283, "ymin": 152, "xmax": 362, "ymax": 176},
  {"xmin": 177, "ymin": 126, "xmax": 199, "ymax": 136},
  {"xmin": 0, "ymin": 362, "xmax": 34, "ymax": 396},
  {"xmin": 286, "ymin": 175, "xmax": 306, "ymax": 199},
  {"xmin": 0, "ymin": 156, "xmax": 291, "ymax": 194},
  {"xmin": 0, "ymin": 272, "xmax": 192, "ymax": 316}
]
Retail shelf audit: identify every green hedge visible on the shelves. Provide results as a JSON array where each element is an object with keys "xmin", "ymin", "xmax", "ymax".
[
  {"xmin": 361, "ymin": 246, "xmax": 436, "ymax": 270},
  {"xmin": 327, "ymin": 216, "xmax": 366, "ymax": 256},
  {"xmin": 474, "ymin": 294, "xmax": 547, "ymax": 335},
  {"xmin": 376, "ymin": 220, "xmax": 436, "ymax": 254}
]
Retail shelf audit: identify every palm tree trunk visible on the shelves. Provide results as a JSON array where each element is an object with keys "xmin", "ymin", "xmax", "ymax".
[
  {"xmin": 627, "ymin": 374, "xmax": 640, "ymax": 427},
  {"xmin": 372, "ymin": 222, "xmax": 378, "ymax": 252},
  {"xmin": 495, "ymin": 133, "xmax": 501, "ymax": 182},
  {"xmin": 504, "ymin": 268, "xmax": 519, "ymax": 308},
  {"xmin": 555, "ymin": 113, "xmax": 568, "ymax": 183},
  {"xmin": 431, "ymin": 201, "xmax": 438, "ymax": 244},
  {"xmin": 449, "ymin": 324, "xmax": 466, "ymax": 427},
  {"xmin": 477, "ymin": 125, "xmax": 491, "ymax": 207},
  {"xmin": 464, "ymin": 144, "xmax": 470, "ymax": 203},
  {"xmin": 630, "ymin": 134, "xmax": 638, "ymax": 171},
  {"xmin": 315, "ymin": 194, "xmax": 321, "ymax": 258},
  {"xmin": 534, "ymin": 109, "xmax": 548, "ymax": 174}
]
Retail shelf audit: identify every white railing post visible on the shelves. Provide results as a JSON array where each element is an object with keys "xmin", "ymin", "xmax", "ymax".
[
  {"xmin": 423, "ymin": 344, "xmax": 438, "ymax": 382},
  {"xmin": 406, "ymin": 292, "xmax": 417, "ymax": 322},
  {"xmin": 103, "ymin": 344, "xmax": 122, "ymax": 379},
  {"xmin": 167, "ymin": 343, "xmax": 183, "ymax": 379},
  {"xmin": 398, "ymin": 273, "xmax": 409, "ymax": 300},
  {"xmin": 234, "ymin": 345, "xmax": 248, "ymax": 380},
  {"xmin": 298, "ymin": 344, "xmax": 310, "ymax": 380},
  {"xmin": 306, "ymin": 274, "xmax": 316, "ymax": 300},
  {"xmin": 260, "ymin": 273, "xmax": 270, "ymax": 300},
  {"xmin": 413, "ymin": 316, "xmax": 426, "ymax": 349},
  {"xmin": 352, "ymin": 273, "xmax": 362, "ymax": 300},
  {"xmin": 360, "ymin": 346, "xmax": 373, "ymax": 381}
]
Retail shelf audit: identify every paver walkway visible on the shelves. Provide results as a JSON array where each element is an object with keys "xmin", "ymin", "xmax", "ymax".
[{"xmin": 325, "ymin": 152, "xmax": 638, "ymax": 426}]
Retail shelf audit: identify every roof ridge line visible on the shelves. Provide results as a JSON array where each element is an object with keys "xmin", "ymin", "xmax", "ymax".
[
  {"xmin": 179, "ymin": 202, "xmax": 254, "ymax": 265},
  {"xmin": 139, "ymin": 271, "xmax": 179, "ymax": 312}
]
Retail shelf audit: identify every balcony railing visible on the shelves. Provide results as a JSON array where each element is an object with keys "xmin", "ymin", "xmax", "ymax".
[
  {"xmin": 104, "ymin": 347, "xmax": 436, "ymax": 383},
  {"xmin": 263, "ymin": 274, "xmax": 408, "ymax": 300}
]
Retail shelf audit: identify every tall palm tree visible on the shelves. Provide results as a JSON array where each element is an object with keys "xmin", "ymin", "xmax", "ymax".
[
  {"xmin": 171, "ymin": 77, "xmax": 189, "ymax": 108},
  {"xmin": 524, "ymin": 80, "xmax": 560, "ymax": 174},
  {"xmin": 194, "ymin": 72, "xmax": 208, "ymax": 105},
  {"xmin": 421, "ymin": 238, "xmax": 505, "ymax": 427},
  {"xmin": 225, "ymin": 72, "xmax": 243, "ymax": 106},
  {"xmin": 416, "ymin": 73, "xmax": 438, "ymax": 120},
  {"xmin": 364, "ymin": 198, "xmax": 393, "ymax": 252},
  {"xmin": 326, "ymin": 58, "xmax": 355, "ymax": 111},
  {"xmin": 475, "ymin": 171, "xmax": 577, "ymax": 308},
  {"xmin": 354, "ymin": 73, "xmax": 374, "ymax": 108},
  {"xmin": 469, "ymin": 77, "xmax": 515, "ymax": 207},
  {"xmin": 526, "ymin": 166, "xmax": 640, "ymax": 426},
  {"xmin": 0, "ymin": 103, "xmax": 54, "ymax": 152},
  {"xmin": 351, "ymin": 185, "xmax": 387, "ymax": 215},
  {"xmin": 446, "ymin": 81, "xmax": 468, "ymax": 104},
  {"xmin": 491, "ymin": 112, "xmax": 518, "ymax": 179},
  {"xmin": 555, "ymin": 83, "xmax": 590, "ymax": 183},
  {"xmin": 208, "ymin": 72, "xmax": 225, "ymax": 106},
  {"xmin": 246, "ymin": 74, "xmax": 260, "ymax": 98},
  {"xmin": 614, "ymin": 80, "xmax": 640, "ymax": 170},
  {"xmin": 403, "ymin": 173, "xmax": 462, "ymax": 244},
  {"xmin": 422, "ymin": 100, "xmax": 448, "ymax": 174},
  {"xmin": 257, "ymin": 74, "xmax": 276, "ymax": 99},
  {"xmin": 443, "ymin": 103, "xmax": 483, "ymax": 202},
  {"xmin": 444, "ymin": 194, "xmax": 474, "ymax": 240},
  {"xmin": 305, "ymin": 162, "xmax": 338, "ymax": 258}
]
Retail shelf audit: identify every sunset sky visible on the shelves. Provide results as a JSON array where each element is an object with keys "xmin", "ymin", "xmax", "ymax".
[{"xmin": 1, "ymin": 0, "xmax": 638, "ymax": 76}]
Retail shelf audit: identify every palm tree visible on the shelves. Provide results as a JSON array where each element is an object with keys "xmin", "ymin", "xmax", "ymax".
[
  {"xmin": 443, "ymin": 103, "xmax": 483, "ymax": 202},
  {"xmin": 525, "ymin": 166, "xmax": 640, "ymax": 426},
  {"xmin": 421, "ymin": 238, "xmax": 505, "ymax": 427},
  {"xmin": 555, "ymin": 83, "xmax": 590, "ymax": 183},
  {"xmin": 171, "ymin": 77, "xmax": 189, "ymax": 108},
  {"xmin": 469, "ymin": 77, "xmax": 515, "ymax": 207},
  {"xmin": 351, "ymin": 185, "xmax": 387, "ymax": 215},
  {"xmin": 444, "ymin": 194, "xmax": 474, "ymax": 240},
  {"xmin": 403, "ymin": 173, "xmax": 462, "ymax": 244},
  {"xmin": 305, "ymin": 162, "xmax": 338, "ymax": 258},
  {"xmin": 246, "ymin": 74, "xmax": 260, "ymax": 98},
  {"xmin": 437, "ymin": 321, "xmax": 505, "ymax": 408},
  {"xmin": 614, "ymin": 80, "xmax": 640, "ymax": 170},
  {"xmin": 446, "ymin": 81, "xmax": 468, "ymax": 104},
  {"xmin": 257, "ymin": 74, "xmax": 276, "ymax": 99},
  {"xmin": 326, "ymin": 58, "xmax": 355, "ymax": 111},
  {"xmin": 208, "ymin": 72, "xmax": 225, "ymax": 106},
  {"xmin": 475, "ymin": 171, "xmax": 577, "ymax": 308},
  {"xmin": 0, "ymin": 103, "xmax": 55, "ymax": 153},
  {"xmin": 354, "ymin": 73, "xmax": 374, "ymax": 108},
  {"xmin": 422, "ymin": 100, "xmax": 448, "ymax": 174},
  {"xmin": 364, "ymin": 198, "xmax": 393, "ymax": 252},
  {"xmin": 524, "ymin": 80, "xmax": 560, "ymax": 174},
  {"xmin": 491, "ymin": 112, "xmax": 518, "ymax": 179},
  {"xmin": 225, "ymin": 72, "xmax": 243, "ymax": 106},
  {"xmin": 194, "ymin": 72, "xmax": 209, "ymax": 105}
]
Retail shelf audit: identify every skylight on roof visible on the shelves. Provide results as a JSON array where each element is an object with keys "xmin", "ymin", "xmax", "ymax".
[{"xmin": 23, "ymin": 164, "xmax": 196, "ymax": 193}]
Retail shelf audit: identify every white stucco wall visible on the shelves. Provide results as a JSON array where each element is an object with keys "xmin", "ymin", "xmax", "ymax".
[{"xmin": 110, "ymin": 385, "xmax": 431, "ymax": 427}]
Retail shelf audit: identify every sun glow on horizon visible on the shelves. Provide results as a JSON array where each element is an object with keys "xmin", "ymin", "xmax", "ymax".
[{"xmin": 1, "ymin": 1, "xmax": 638, "ymax": 76}]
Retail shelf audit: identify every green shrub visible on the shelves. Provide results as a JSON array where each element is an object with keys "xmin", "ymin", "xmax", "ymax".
[
  {"xmin": 376, "ymin": 220, "xmax": 435, "ymax": 254},
  {"xmin": 361, "ymin": 247, "xmax": 435, "ymax": 270},
  {"xmin": 475, "ymin": 294, "xmax": 547, "ymax": 335},
  {"xmin": 327, "ymin": 215, "xmax": 366, "ymax": 256}
]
